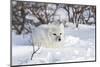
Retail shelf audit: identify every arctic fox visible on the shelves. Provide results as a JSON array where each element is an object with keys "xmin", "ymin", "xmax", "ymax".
[{"xmin": 31, "ymin": 23, "xmax": 64, "ymax": 48}]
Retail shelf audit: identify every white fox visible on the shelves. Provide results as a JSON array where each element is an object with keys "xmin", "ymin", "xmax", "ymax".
[{"xmin": 31, "ymin": 23, "xmax": 64, "ymax": 48}]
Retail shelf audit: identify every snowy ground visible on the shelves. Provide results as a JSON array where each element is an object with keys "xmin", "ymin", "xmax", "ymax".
[{"xmin": 12, "ymin": 24, "xmax": 95, "ymax": 66}]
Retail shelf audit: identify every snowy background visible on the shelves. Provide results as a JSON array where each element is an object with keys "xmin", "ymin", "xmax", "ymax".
[{"xmin": 11, "ymin": 0, "xmax": 96, "ymax": 66}]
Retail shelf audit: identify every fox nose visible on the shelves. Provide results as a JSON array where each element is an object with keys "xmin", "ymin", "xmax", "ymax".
[{"xmin": 58, "ymin": 38, "xmax": 61, "ymax": 41}]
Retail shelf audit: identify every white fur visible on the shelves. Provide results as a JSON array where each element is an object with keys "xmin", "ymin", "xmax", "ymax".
[{"xmin": 31, "ymin": 23, "xmax": 64, "ymax": 48}]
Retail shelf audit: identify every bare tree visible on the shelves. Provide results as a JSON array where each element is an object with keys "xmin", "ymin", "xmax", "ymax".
[
  {"xmin": 12, "ymin": 1, "xmax": 29, "ymax": 34},
  {"xmin": 12, "ymin": 1, "xmax": 96, "ymax": 33}
]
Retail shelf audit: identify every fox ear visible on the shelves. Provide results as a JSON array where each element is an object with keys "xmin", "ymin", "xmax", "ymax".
[
  {"xmin": 48, "ymin": 23, "xmax": 53, "ymax": 29},
  {"xmin": 60, "ymin": 23, "xmax": 64, "ymax": 27},
  {"xmin": 48, "ymin": 23, "xmax": 52, "ymax": 26},
  {"xmin": 48, "ymin": 22, "xmax": 51, "ymax": 25},
  {"xmin": 48, "ymin": 22, "xmax": 56, "ymax": 27}
]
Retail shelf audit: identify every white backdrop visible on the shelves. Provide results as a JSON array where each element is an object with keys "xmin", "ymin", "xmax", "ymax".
[{"xmin": 0, "ymin": 0, "xmax": 100, "ymax": 67}]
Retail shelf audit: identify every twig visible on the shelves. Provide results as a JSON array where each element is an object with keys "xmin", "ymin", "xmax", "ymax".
[{"xmin": 31, "ymin": 43, "xmax": 41, "ymax": 60}]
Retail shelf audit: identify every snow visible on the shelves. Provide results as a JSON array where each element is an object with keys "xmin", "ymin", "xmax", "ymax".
[
  {"xmin": 25, "ymin": 14, "xmax": 40, "ymax": 23},
  {"xmin": 12, "ymin": 31, "xmax": 32, "ymax": 46},
  {"xmin": 83, "ymin": 10, "xmax": 90, "ymax": 19},
  {"xmin": 88, "ymin": 17, "xmax": 95, "ymax": 23},
  {"xmin": 55, "ymin": 8, "xmax": 68, "ymax": 21},
  {"xmin": 12, "ymin": 24, "xmax": 95, "ymax": 65}
]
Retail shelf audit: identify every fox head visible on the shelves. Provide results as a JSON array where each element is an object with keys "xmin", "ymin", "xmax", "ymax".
[{"xmin": 48, "ymin": 23, "xmax": 64, "ymax": 43}]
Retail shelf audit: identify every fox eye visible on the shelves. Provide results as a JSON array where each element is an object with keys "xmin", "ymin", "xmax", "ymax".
[
  {"xmin": 53, "ymin": 33, "xmax": 56, "ymax": 36},
  {"xmin": 60, "ymin": 33, "xmax": 62, "ymax": 35}
]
